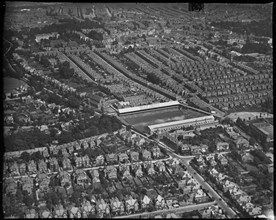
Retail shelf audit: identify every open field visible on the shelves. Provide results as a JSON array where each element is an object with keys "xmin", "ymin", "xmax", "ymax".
[
  {"xmin": 226, "ymin": 111, "xmax": 273, "ymax": 122},
  {"xmin": 4, "ymin": 77, "xmax": 29, "ymax": 93}
]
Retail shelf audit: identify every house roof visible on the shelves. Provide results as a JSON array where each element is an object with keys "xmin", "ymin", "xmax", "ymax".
[
  {"xmin": 142, "ymin": 195, "xmax": 151, "ymax": 204},
  {"xmin": 157, "ymin": 195, "xmax": 163, "ymax": 202},
  {"xmin": 126, "ymin": 196, "xmax": 137, "ymax": 206}
]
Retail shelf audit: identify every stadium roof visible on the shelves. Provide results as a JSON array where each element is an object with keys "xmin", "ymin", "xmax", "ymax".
[
  {"xmin": 148, "ymin": 115, "xmax": 214, "ymax": 130},
  {"xmin": 252, "ymin": 122, "xmax": 273, "ymax": 139},
  {"xmin": 118, "ymin": 101, "xmax": 180, "ymax": 114}
]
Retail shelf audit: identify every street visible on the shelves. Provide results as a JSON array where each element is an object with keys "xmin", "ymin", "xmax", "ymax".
[
  {"xmin": 171, "ymin": 153, "xmax": 237, "ymax": 218},
  {"xmin": 113, "ymin": 201, "xmax": 216, "ymax": 218},
  {"xmin": 4, "ymin": 39, "xmax": 13, "ymax": 57},
  {"xmin": 130, "ymin": 130, "xmax": 237, "ymax": 218}
]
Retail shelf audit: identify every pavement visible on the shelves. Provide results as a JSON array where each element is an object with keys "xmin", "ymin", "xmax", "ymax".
[
  {"xmin": 171, "ymin": 154, "xmax": 237, "ymax": 218},
  {"xmin": 113, "ymin": 201, "xmax": 216, "ymax": 218},
  {"xmin": 4, "ymin": 39, "xmax": 13, "ymax": 57},
  {"xmin": 132, "ymin": 130, "xmax": 237, "ymax": 218},
  {"xmin": 232, "ymin": 125, "xmax": 251, "ymax": 140}
]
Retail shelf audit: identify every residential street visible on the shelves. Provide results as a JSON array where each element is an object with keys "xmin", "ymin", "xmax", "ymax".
[
  {"xmin": 172, "ymin": 154, "xmax": 238, "ymax": 218},
  {"xmin": 136, "ymin": 132, "xmax": 238, "ymax": 218},
  {"xmin": 113, "ymin": 201, "xmax": 216, "ymax": 218}
]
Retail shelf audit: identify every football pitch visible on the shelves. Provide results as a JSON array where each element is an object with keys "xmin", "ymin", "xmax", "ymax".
[{"xmin": 121, "ymin": 106, "xmax": 206, "ymax": 133}]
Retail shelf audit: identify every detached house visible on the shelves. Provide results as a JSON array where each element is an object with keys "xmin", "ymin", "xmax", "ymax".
[
  {"xmin": 106, "ymin": 165, "xmax": 118, "ymax": 180},
  {"xmin": 142, "ymin": 149, "xmax": 152, "ymax": 160},
  {"xmin": 155, "ymin": 195, "xmax": 166, "ymax": 209},
  {"xmin": 152, "ymin": 145, "xmax": 161, "ymax": 159},
  {"xmin": 75, "ymin": 156, "xmax": 83, "ymax": 168},
  {"xmin": 5, "ymin": 178, "xmax": 17, "ymax": 195},
  {"xmin": 131, "ymin": 164, "xmax": 143, "ymax": 177},
  {"xmin": 81, "ymin": 200, "xmax": 96, "ymax": 217},
  {"xmin": 96, "ymin": 199, "xmax": 110, "ymax": 216},
  {"xmin": 106, "ymin": 153, "xmax": 118, "ymax": 164},
  {"xmin": 144, "ymin": 162, "xmax": 155, "ymax": 175},
  {"xmin": 120, "ymin": 165, "xmax": 132, "ymax": 180},
  {"xmin": 53, "ymin": 204, "xmax": 68, "ymax": 218},
  {"xmin": 19, "ymin": 162, "xmax": 27, "ymax": 175},
  {"xmin": 219, "ymin": 155, "xmax": 228, "ymax": 166},
  {"xmin": 242, "ymin": 152, "xmax": 254, "ymax": 163},
  {"xmin": 194, "ymin": 189, "xmax": 209, "ymax": 203},
  {"xmin": 9, "ymin": 162, "xmax": 19, "ymax": 176},
  {"xmin": 247, "ymin": 205, "xmax": 262, "ymax": 216},
  {"xmin": 25, "ymin": 209, "xmax": 38, "ymax": 218},
  {"xmin": 135, "ymin": 137, "xmax": 146, "ymax": 147},
  {"xmin": 235, "ymin": 136, "xmax": 249, "ymax": 149},
  {"xmin": 27, "ymin": 160, "xmax": 37, "ymax": 174},
  {"xmin": 223, "ymin": 180, "xmax": 238, "ymax": 193},
  {"xmin": 68, "ymin": 204, "xmax": 82, "ymax": 218},
  {"xmin": 156, "ymin": 161, "xmax": 166, "ymax": 172},
  {"xmin": 119, "ymin": 153, "xmax": 129, "ymax": 163},
  {"xmin": 190, "ymin": 145, "xmax": 202, "ymax": 155},
  {"xmin": 75, "ymin": 155, "xmax": 90, "ymax": 168},
  {"xmin": 82, "ymin": 155, "xmax": 91, "ymax": 167},
  {"xmin": 125, "ymin": 195, "xmax": 139, "ymax": 212},
  {"xmin": 81, "ymin": 141, "xmax": 89, "ymax": 149},
  {"xmin": 38, "ymin": 159, "xmax": 48, "ymax": 173},
  {"xmin": 96, "ymin": 155, "xmax": 105, "ymax": 166},
  {"xmin": 58, "ymin": 171, "xmax": 72, "ymax": 188},
  {"xmin": 62, "ymin": 157, "xmax": 72, "ymax": 170},
  {"xmin": 39, "ymin": 207, "xmax": 52, "ymax": 218},
  {"xmin": 22, "ymin": 176, "xmax": 34, "ymax": 194},
  {"xmin": 110, "ymin": 197, "xmax": 124, "ymax": 214},
  {"xmin": 73, "ymin": 169, "xmax": 90, "ymax": 187},
  {"xmin": 216, "ymin": 141, "xmax": 229, "ymax": 151},
  {"xmin": 130, "ymin": 151, "xmax": 139, "ymax": 162},
  {"xmin": 141, "ymin": 195, "xmax": 151, "ymax": 209},
  {"xmin": 90, "ymin": 169, "xmax": 101, "ymax": 189},
  {"xmin": 49, "ymin": 157, "xmax": 59, "ymax": 172},
  {"xmin": 36, "ymin": 173, "xmax": 50, "ymax": 192}
]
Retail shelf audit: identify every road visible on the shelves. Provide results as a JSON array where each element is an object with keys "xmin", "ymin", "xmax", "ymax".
[
  {"xmin": 191, "ymin": 95, "xmax": 225, "ymax": 118},
  {"xmin": 171, "ymin": 154, "xmax": 237, "ymax": 218},
  {"xmin": 232, "ymin": 125, "xmax": 251, "ymax": 140},
  {"xmin": 130, "ymin": 128, "xmax": 237, "ymax": 217},
  {"xmin": 4, "ymin": 39, "xmax": 13, "ymax": 57},
  {"xmin": 113, "ymin": 201, "xmax": 216, "ymax": 218},
  {"xmin": 4, "ymin": 156, "xmax": 172, "ymax": 180},
  {"xmin": 149, "ymin": 136, "xmax": 237, "ymax": 218}
]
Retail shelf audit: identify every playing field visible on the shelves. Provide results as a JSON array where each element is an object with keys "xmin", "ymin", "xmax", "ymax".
[
  {"xmin": 121, "ymin": 106, "xmax": 206, "ymax": 133},
  {"xmin": 4, "ymin": 77, "xmax": 28, "ymax": 93}
]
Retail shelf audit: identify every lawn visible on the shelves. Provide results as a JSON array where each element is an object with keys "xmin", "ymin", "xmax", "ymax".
[
  {"xmin": 244, "ymin": 163, "xmax": 259, "ymax": 172},
  {"xmin": 4, "ymin": 77, "xmax": 29, "ymax": 93}
]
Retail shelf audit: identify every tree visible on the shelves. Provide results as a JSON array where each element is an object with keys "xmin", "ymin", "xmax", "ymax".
[
  {"xmin": 141, "ymin": 188, "xmax": 147, "ymax": 195},
  {"xmin": 70, "ymin": 191, "xmax": 83, "ymax": 207},
  {"xmin": 79, "ymin": 121, "xmax": 86, "ymax": 131},
  {"xmin": 49, "ymin": 128, "xmax": 59, "ymax": 138},
  {"xmin": 249, "ymin": 137, "xmax": 256, "ymax": 146},
  {"xmin": 23, "ymin": 194, "xmax": 34, "ymax": 208},
  {"xmin": 31, "ymin": 151, "xmax": 44, "ymax": 162},
  {"xmin": 16, "ymin": 189, "xmax": 23, "ymax": 203},
  {"xmin": 40, "ymin": 104, "xmax": 47, "ymax": 111},
  {"xmin": 67, "ymin": 96, "xmax": 81, "ymax": 109},
  {"xmin": 57, "ymin": 131, "xmax": 75, "ymax": 144},
  {"xmin": 20, "ymin": 151, "xmax": 31, "ymax": 162},
  {"xmin": 45, "ymin": 191, "xmax": 60, "ymax": 208},
  {"xmin": 221, "ymin": 117, "xmax": 234, "ymax": 126},
  {"xmin": 126, "ymin": 125, "xmax": 132, "ymax": 131}
]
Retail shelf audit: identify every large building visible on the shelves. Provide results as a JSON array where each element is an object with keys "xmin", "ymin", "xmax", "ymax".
[
  {"xmin": 249, "ymin": 122, "xmax": 274, "ymax": 143},
  {"xmin": 119, "ymin": 101, "xmax": 218, "ymax": 134},
  {"xmin": 147, "ymin": 115, "xmax": 216, "ymax": 134}
]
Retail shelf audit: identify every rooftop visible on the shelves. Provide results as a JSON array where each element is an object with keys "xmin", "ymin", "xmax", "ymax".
[{"xmin": 252, "ymin": 122, "xmax": 273, "ymax": 138}]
